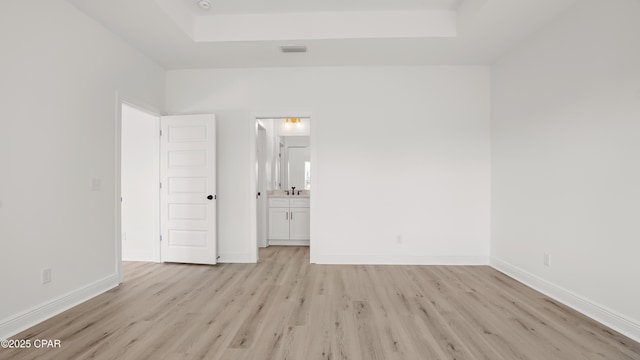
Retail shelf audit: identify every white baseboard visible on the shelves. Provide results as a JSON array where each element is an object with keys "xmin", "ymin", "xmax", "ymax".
[
  {"xmin": 0, "ymin": 274, "xmax": 120, "ymax": 340},
  {"xmin": 315, "ymin": 253, "xmax": 489, "ymax": 265},
  {"xmin": 491, "ymin": 257, "xmax": 640, "ymax": 343}
]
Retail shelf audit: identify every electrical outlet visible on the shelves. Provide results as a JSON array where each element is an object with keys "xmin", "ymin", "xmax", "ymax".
[
  {"xmin": 42, "ymin": 268, "xmax": 52, "ymax": 285},
  {"xmin": 543, "ymin": 253, "xmax": 551, "ymax": 267}
]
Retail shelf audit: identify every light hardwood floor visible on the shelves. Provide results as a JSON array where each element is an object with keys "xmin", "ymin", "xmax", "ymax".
[{"xmin": 2, "ymin": 246, "xmax": 639, "ymax": 360}]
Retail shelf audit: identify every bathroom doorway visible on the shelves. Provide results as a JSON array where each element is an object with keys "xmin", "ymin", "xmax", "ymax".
[{"xmin": 251, "ymin": 116, "xmax": 312, "ymax": 261}]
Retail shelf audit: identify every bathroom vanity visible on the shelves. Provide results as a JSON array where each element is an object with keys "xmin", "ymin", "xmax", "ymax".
[
  {"xmin": 268, "ymin": 196, "xmax": 310, "ymax": 246},
  {"xmin": 265, "ymin": 132, "xmax": 311, "ymax": 246}
]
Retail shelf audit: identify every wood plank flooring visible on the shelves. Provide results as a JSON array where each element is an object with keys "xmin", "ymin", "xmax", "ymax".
[{"xmin": 2, "ymin": 246, "xmax": 639, "ymax": 360}]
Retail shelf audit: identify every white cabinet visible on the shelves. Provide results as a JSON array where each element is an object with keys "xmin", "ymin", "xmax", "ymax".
[
  {"xmin": 289, "ymin": 207, "xmax": 310, "ymax": 240},
  {"xmin": 268, "ymin": 198, "xmax": 310, "ymax": 245},
  {"xmin": 268, "ymin": 207, "xmax": 290, "ymax": 240}
]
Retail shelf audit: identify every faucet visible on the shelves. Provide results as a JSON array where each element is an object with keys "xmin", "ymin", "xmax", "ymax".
[
  {"xmin": 291, "ymin": 186, "xmax": 296, "ymax": 196},
  {"xmin": 285, "ymin": 190, "xmax": 290, "ymax": 195}
]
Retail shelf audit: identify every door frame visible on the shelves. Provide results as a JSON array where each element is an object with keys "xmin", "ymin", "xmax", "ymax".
[
  {"xmin": 248, "ymin": 112, "xmax": 317, "ymax": 263},
  {"xmin": 114, "ymin": 92, "xmax": 163, "ymax": 284},
  {"xmin": 256, "ymin": 122, "xmax": 268, "ymax": 248}
]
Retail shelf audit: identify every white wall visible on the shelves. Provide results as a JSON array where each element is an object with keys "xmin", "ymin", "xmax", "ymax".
[
  {"xmin": 274, "ymin": 118, "xmax": 311, "ymax": 137},
  {"xmin": 491, "ymin": 0, "xmax": 640, "ymax": 341},
  {"xmin": 257, "ymin": 120, "xmax": 275, "ymax": 190},
  {"xmin": 284, "ymin": 137, "xmax": 311, "ymax": 147},
  {"xmin": 166, "ymin": 66, "xmax": 490, "ymax": 264},
  {"xmin": 121, "ymin": 104, "xmax": 160, "ymax": 262},
  {"xmin": 0, "ymin": 0, "xmax": 165, "ymax": 338}
]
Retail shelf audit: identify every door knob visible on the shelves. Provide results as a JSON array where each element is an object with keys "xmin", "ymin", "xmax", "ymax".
[
  {"xmin": 256, "ymin": 192, "xmax": 261, "ymax": 199},
  {"xmin": 207, "ymin": 195, "xmax": 214, "ymax": 200}
]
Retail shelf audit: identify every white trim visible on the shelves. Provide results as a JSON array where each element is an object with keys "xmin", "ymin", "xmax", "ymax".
[
  {"xmin": 491, "ymin": 257, "xmax": 640, "ymax": 343},
  {"xmin": 316, "ymin": 254, "xmax": 489, "ymax": 265},
  {"xmin": 0, "ymin": 274, "xmax": 119, "ymax": 340},
  {"xmin": 256, "ymin": 122, "xmax": 268, "ymax": 249},
  {"xmin": 248, "ymin": 118, "xmax": 259, "ymax": 264},
  {"xmin": 218, "ymin": 253, "xmax": 256, "ymax": 263},
  {"xmin": 309, "ymin": 117, "xmax": 318, "ymax": 263},
  {"xmin": 114, "ymin": 93, "xmax": 123, "ymax": 283}
]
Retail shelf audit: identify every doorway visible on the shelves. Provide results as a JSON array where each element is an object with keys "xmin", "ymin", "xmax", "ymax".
[
  {"xmin": 252, "ymin": 117, "xmax": 312, "ymax": 260},
  {"xmin": 120, "ymin": 103, "xmax": 161, "ymax": 263},
  {"xmin": 118, "ymin": 103, "xmax": 218, "ymax": 269}
]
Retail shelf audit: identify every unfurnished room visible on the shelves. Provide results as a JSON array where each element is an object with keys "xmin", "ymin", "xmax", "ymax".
[{"xmin": 0, "ymin": 0, "xmax": 639, "ymax": 359}]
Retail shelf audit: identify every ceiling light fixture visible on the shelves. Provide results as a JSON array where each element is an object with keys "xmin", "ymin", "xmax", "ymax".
[
  {"xmin": 197, "ymin": 0, "xmax": 212, "ymax": 10},
  {"xmin": 285, "ymin": 118, "xmax": 302, "ymax": 127},
  {"xmin": 281, "ymin": 45, "xmax": 307, "ymax": 53}
]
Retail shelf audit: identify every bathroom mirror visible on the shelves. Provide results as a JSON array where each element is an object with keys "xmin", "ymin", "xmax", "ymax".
[{"xmin": 277, "ymin": 136, "xmax": 310, "ymax": 190}]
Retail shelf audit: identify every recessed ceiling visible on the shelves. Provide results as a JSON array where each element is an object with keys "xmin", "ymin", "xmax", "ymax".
[
  {"xmin": 182, "ymin": 0, "xmax": 464, "ymax": 15},
  {"xmin": 67, "ymin": 0, "xmax": 579, "ymax": 69}
]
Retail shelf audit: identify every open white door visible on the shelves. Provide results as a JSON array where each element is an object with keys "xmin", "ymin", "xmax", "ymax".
[{"xmin": 160, "ymin": 114, "xmax": 217, "ymax": 265}]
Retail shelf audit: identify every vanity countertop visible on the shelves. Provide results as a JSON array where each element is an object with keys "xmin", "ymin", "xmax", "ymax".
[{"xmin": 268, "ymin": 190, "xmax": 310, "ymax": 198}]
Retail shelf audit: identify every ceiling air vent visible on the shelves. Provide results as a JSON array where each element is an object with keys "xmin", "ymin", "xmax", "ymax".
[{"xmin": 280, "ymin": 45, "xmax": 307, "ymax": 53}]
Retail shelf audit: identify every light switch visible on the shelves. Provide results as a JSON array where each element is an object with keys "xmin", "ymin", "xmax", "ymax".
[
  {"xmin": 42, "ymin": 268, "xmax": 52, "ymax": 285},
  {"xmin": 90, "ymin": 178, "xmax": 102, "ymax": 191}
]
